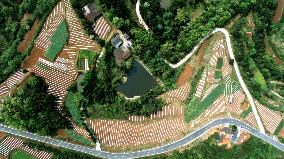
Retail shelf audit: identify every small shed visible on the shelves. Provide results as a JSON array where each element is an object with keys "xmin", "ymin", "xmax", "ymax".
[{"xmin": 82, "ymin": 3, "xmax": 101, "ymax": 21}]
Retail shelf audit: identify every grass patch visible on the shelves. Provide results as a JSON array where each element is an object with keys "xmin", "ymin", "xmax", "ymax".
[
  {"xmin": 185, "ymin": 83, "xmax": 225, "ymax": 122},
  {"xmin": 65, "ymin": 129, "xmax": 92, "ymax": 145},
  {"xmin": 216, "ymin": 57, "xmax": 223, "ymax": 69},
  {"xmin": 77, "ymin": 50, "xmax": 98, "ymax": 70},
  {"xmin": 214, "ymin": 71, "xmax": 222, "ymax": 79},
  {"xmin": 9, "ymin": 150, "xmax": 35, "ymax": 159},
  {"xmin": 65, "ymin": 92, "xmax": 84, "ymax": 126},
  {"xmin": 253, "ymin": 70, "xmax": 268, "ymax": 91},
  {"xmin": 187, "ymin": 66, "xmax": 205, "ymax": 101},
  {"xmin": 199, "ymin": 83, "xmax": 225, "ymax": 107},
  {"xmin": 160, "ymin": 0, "xmax": 171, "ymax": 9},
  {"xmin": 45, "ymin": 20, "xmax": 68, "ymax": 61},
  {"xmin": 77, "ymin": 58, "xmax": 86, "ymax": 70},
  {"xmin": 240, "ymin": 106, "xmax": 252, "ymax": 118},
  {"xmin": 274, "ymin": 119, "xmax": 284, "ymax": 135},
  {"xmin": 248, "ymin": 57, "xmax": 268, "ymax": 91}
]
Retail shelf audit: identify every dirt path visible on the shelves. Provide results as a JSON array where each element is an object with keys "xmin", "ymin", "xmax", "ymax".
[
  {"xmin": 273, "ymin": 0, "xmax": 284, "ymax": 22},
  {"xmin": 17, "ymin": 20, "xmax": 40, "ymax": 53}
]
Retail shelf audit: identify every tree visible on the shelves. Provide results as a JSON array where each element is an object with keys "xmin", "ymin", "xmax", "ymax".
[{"xmin": 0, "ymin": 76, "xmax": 70, "ymax": 136}]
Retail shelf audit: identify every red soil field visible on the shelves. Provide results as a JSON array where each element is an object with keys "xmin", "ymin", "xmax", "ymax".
[
  {"xmin": 176, "ymin": 64, "xmax": 193, "ymax": 87},
  {"xmin": 17, "ymin": 20, "xmax": 40, "ymax": 53},
  {"xmin": 237, "ymin": 132, "xmax": 250, "ymax": 145},
  {"xmin": 272, "ymin": 0, "xmax": 283, "ymax": 22},
  {"xmin": 57, "ymin": 129, "xmax": 67, "ymax": 138},
  {"xmin": 196, "ymin": 40, "xmax": 207, "ymax": 68},
  {"xmin": 279, "ymin": 128, "xmax": 284, "ymax": 138},
  {"xmin": 21, "ymin": 47, "xmax": 46, "ymax": 69}
]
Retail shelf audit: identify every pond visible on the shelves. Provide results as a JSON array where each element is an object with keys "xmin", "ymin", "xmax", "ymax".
[{"xmin": 116, "ymin": 60, "xmax": 158, "ymax": 98}]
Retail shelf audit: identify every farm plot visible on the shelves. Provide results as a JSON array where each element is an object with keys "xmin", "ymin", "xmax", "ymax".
[
  {"xmin": 227, "ymin": 90, "xmax": 246, "ymax": 115},
  {"xmin": 128, "ymin": 103, "xmax": 184, "ymax": 122},
  {"xmin": 193, "ymin": 95, "xmax": 226, "ymax": 124},
  {"xmin": 77, "ymin": 50, "xmax": 98, "ymax": 70},
  {"xmin": 0, "ymin": 70, "xmax": 26, "ymax": 97},
  {"xmin": 244, "ymin": 112, "xmax": 259, "ymax": 128},
  {"xmin": 87, "ymin": 117, "xmax": 186, "ymax": 148},
  {"xmin": 28, "ymin": 0, "xmax": 101, "ymax": 106},
  {"xmin": 176, "ymin": 64, "xmax": 193, "ymax": 87},
  {"xmin": 44, "ymin": 20, "xmax": 68, "ymax": 61},
  {"xmin": 255, "ymin": 101, "xmax": 282, "ymax": 134},
  {"xmin": 20, "ymin": 146, "xmax": 52, "ymax": 159},
  {"xmin": 0, "ymin": 135, "xmax": 52, "ymax": 159},
  {"xmin": 194, "ymin": 68, "xmax": 207, "ymax": 98},
  {"xmin": 93, "ymin": 17, "xmax": 111, "ymax": 40},
  {"xmin": 186, "ymin": 83, "xmax": 225, "ymax": 122},
  {"xmin": 9, "ymin": 150, "xmax": 35, "ymax": 159},
  {"xmin": 164, "ymin": 83, "xmax": 190, "ymax": 104},
  {"xmin": 0, "ymin": 137, "xmax": 23, "ymax": 156}
]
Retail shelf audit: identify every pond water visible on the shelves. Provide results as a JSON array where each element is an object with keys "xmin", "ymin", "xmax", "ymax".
[{"xmin": 116, "ymin": 60, "xmax": 158, "ymax": 98}]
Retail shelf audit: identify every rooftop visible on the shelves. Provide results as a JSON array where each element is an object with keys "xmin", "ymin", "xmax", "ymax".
[
  {"xmin": 82, "ymin": 3, "xmax": 101, "ymax": 21},
  {"xmin": 111, "ymin": 34, "xmax": 123, "ymax": 48}
]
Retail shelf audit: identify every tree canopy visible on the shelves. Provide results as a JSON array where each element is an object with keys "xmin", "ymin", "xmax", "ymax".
[{"xmin": 0, "ymin": 76, "xmax": 70, "ymax": 136}]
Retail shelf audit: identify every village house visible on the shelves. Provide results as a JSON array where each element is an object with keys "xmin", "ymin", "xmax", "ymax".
[
  {"xmin": 111, "ymin": 33, "xmax": 132, "ymax": 66},
  {"xmin": 113, "ymin": 48, "xmax": 131, "ymax": 66},
  {"xmin": 82, "ymin": 3, "xmax": 101, "ymax": 21}
]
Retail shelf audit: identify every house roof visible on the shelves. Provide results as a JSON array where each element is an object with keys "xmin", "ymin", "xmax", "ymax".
[
  {"xmin": 221, "ymin": 127, "xmax": 232, "ymax": 134},
  {"xmin": 113, "ymin": 48, "xmax": 131, "ymax": 66},
  {"xmin": 111, "ymin": 34, "xmax": 123, "ymax": 48},
  {"xmin": 82, "ymin": 3, "xmax": 101, "ymax": 21}
]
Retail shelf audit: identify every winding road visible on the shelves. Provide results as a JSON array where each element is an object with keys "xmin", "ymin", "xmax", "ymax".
[
  {"xmin": 135, "ymin": 0, "xmax": 265, "ymax": 133},
  {"xmin": 0, "ymin": 118, "xmax": 283, "ymax": 159},
  {"xmin": 166, "ymin": 28, "xmax": 266, "ymax": 133},
  {"xmin": 0, "ymin": 2, "xmax": 281, "ymax": 159}
]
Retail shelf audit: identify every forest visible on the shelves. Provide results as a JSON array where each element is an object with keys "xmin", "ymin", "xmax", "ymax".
[
  {"xmin": 147, "ymin": 135, "xmax": 284, "ymax": 159},
  {"xmin": 0, "ymin": 0, "xmax": 60, "ymax": 83},
  {"xmin": 0, "ymin": 76, "xmax": 70, "ymax": 136},
  {"xmin": 231, "ymin": 13, "xmax": 284, "ymax": 107}
]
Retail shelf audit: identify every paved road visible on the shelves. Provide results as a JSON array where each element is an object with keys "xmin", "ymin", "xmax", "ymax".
[
  {"xmin": 0, "ymin": 118, "xmax": 283, "ymax": 159},
  {"xmin": 135, "ymin": 0, "xmax": 149, "ymax": 31},
  {"xmin": 166, "ymin": 28, "xmax": 266, "ymax": 133}
]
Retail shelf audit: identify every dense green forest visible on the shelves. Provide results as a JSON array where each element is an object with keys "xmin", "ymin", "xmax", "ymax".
[
  {"xmin": 0, "ymin": 0, "xmax": 60, "ymax": 83},
  {"xmin": 0, "ymin": 76, "xmax": 70, "ymax": 136},
  {"xmin": 147, "ymin": 135, "xmax": 284, "ymax": 159}
]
